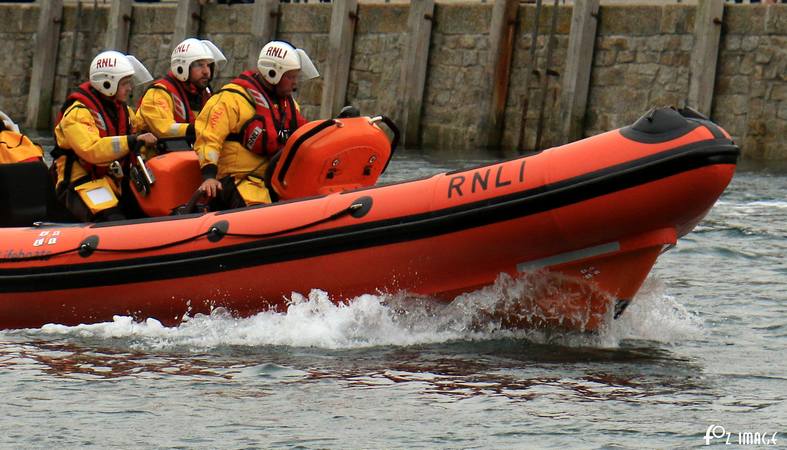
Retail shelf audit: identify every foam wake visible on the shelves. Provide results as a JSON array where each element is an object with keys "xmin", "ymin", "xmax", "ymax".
[{"xmin": 21, "ymin": 273, "xmax": 703, "ymax": 350}]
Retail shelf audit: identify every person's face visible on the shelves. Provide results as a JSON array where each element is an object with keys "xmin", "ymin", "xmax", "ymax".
[
  {"xmin": 115, "ymin": 76, "xmax": 134, "ymax": 102},
  {"xmin": 188, "ymin": 59, "xmax": 212, "ymax": 88},
  {"xmin": 276, "ymin": 70, "xmax": 300, "ymax": 97}
]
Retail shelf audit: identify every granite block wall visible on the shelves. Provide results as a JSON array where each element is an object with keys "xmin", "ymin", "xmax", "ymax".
[
  {"xmin": 0, "ymin": 2, "xmax": 783, "ymax": 160},
  {"xmin": 276, "ymin": 3, "xmax": 333, "ymax": 120},
  {"xmin": 0, "ymin": 5, "xmax": 38, "ymax": 120},
  {"xmin": 584, "ymin": 5, "xmax": 696, "ymax": 137},
  {"xmin": 714, "ymin": 6, "xmax": 786, "ymax": 160},
  {"xmin": 421, "ymin": 4, "xmax": 491, "ymax": 150},
  {"xmin": 345, "ymin": 4, "xmax": 408, "ymax": 124},
  {"xmin": 52, "ymin": 3, "xmax": 110, "ymax": 118},
  {"xmin": 502, "ymin": 4, "xmax": 572, "ymax": 151}
]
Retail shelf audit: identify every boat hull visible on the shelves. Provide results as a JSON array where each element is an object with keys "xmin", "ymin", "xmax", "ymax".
[{"xmin": 0, "ymin": 110, "xmax": 739, "ymax": 331}]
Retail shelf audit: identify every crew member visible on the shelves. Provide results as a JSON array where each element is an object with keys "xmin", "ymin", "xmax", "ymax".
[
  {"xmin": 194, "ymin": 40, "xmax": 319, "ymax": 209},
  {"xmin": 52, "ymin": 50, "xmax": 157, "ymax": 222},
  {"xmin": 137, "ymin": 38, "xmax": 226, "ymax": 148},
  {"xmin": 0, "ymin": 111, "xmax": 44, "ymax": 164}
]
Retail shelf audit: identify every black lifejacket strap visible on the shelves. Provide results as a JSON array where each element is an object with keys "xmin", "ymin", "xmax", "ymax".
[
  {"xmin": 144, "ymin": 84, "xmax": 170, "ymax": 96},
  {"xmin": 51, "ymin": 103, "xmax": 87, "ymax": 194},
  {"xmin": 238, "ymin": 73, "xmax": 298, "ymax": 140},
  {"xmin": 224, "ymin": 77, "xmax": 299, "ymax": 143},
  {"xmin": 50, "ymin": 145, "xmax": 75, "ymax": 195}
]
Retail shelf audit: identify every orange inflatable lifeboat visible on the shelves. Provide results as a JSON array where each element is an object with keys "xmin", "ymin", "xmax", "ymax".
[{"xmin": 0, "ymin": 107, "xmax": 739, "ymax": 331}]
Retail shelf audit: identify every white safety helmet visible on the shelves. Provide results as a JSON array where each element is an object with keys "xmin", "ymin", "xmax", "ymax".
[
  {"xmin": 170, "ymin": 38, "xmax": 227, "ymax": 82},
  {"xmin": 89, "ymin": 50, "xmax": 153, "ymax": 97},
  {"xmin": 0, "ymin": 110, "xmax": 20, "ymax": 133},
  {"xmin": 257, "ymin": 41, "xmax": 319, "ymax": 85}
]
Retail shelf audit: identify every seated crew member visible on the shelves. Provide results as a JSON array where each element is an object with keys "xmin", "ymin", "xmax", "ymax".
[
  {"xmin": 194, "ymin": 40, "xmax": 319, "ymax": 209},
  {"xmin": 52, "ymin": 50, "xmax": 157, "ymax": 222},
  {"xmin": 0, "ymin": 111, "xmax": 44, "ymax": 164},
  {"xmin": 137, "ymin": 38, "xmax": 226, "ymax": 150}
]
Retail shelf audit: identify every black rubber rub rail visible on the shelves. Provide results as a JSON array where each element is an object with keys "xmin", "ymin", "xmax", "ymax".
[{"xmin": 0, "ymin": 139, "xmax": 739, "ymax": 293}]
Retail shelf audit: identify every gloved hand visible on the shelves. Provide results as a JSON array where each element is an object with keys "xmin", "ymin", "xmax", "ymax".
[{"xmin": 185, "ymin": 122, "xmax": 196, "ymax": 144}]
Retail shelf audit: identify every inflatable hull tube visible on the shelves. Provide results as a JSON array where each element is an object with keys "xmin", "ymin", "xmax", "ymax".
[{"xmin": 0, "ymin": 108, "xmax": 739, "ymax": 331}]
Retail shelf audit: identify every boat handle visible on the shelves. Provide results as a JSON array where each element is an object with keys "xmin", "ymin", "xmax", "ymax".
[{"xmin": 368, "ymin": 115, "xmax": 400, "ymax": 173}]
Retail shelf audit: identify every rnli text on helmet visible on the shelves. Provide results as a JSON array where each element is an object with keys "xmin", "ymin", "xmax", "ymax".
[
  {"xmin": 266, "ymin": 46, "xmax": 288, "ymax": 59},
  {"xmin": 95, "ymin": 58, "xmax": 117, "ymax": 69},
  {"xmin": 175, "ymin": 43, "xmax": 190, "ymax": 54}
]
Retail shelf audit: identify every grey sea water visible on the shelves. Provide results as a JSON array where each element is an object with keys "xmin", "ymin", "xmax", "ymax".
[{"xmin": 0, "ymin": 151, "xmax": 785, "ymax": 449}]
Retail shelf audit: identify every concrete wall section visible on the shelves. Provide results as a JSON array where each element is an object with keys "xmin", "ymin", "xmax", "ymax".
[
  {"xmin": 714, "ymin": 5, "xmax": 786, "ymax": 160},
  {"xmin": 346, "ymin": 4, "xmax": 408, "ymax": 122},
  {"xmin": 421, "ymin": 4, "xmax": 491, "ymax": 150},
  {"xmin": 52, "ymin": 5, "xmax": 110, "ymax": 118},
  {"xmin": 0, "ymin": 5, "xmax": 38, "ymax": 120},
  {"xmin": 200, "ymin": 3, "xmax": 257, "ymax": 89},
  {"xmin": 502, "ymin": 4, "xmax": 572, "ymax": 151},
  {"xmin": 0, "ymin": 2, "xmax": 784, "ymax": 160},
  {"xmin": 277, "ymin": 4, "xmax": 332, "ymax": 120},
  {"xmin": 126, "ymin": 5, "xmax": 177, "ymax": 103},
  {"xmin": 585, "ymin": 5, "xmax": 695, "ymax": 137}
]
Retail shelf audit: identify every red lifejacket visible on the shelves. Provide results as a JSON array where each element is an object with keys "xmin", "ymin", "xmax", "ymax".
[
  {"xmin": 222, "ymin": 71, "xmax": 306, "ymax": 157},
  {"xmin": 141, "ymin": 72, "xmax": 210, "ymax": 123},
  {"xmin": 58, "ymin": 82, "xmax": 131, "ymax": 137},
  {"xmin": 52, "ymin": 82, "xmax": 131, "ymax": 182}
]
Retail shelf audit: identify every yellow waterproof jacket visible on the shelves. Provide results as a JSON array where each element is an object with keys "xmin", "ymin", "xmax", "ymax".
[
  {"xmin": 194, "ymin": 82, "xmax": 271, "ymax": 181},
  {"xmin": 137, "ymin": 74, "xmax": 209, "ymax": 140},
  {"xmin": 137, "ymin": 85, "xmax": 191, "ymax": 139},
  {"xmin": 54, "ymin": 100, "xmax": 144, "ymax": 186},
  {"xmin": 0, "ymin": 130, "xmax": 43, "ymax": 164}
]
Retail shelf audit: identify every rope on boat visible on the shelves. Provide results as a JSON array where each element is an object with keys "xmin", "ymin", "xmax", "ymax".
[
  {"xmin": 84, "ymin": 230, "xmax": 213, "ymax": 254},
  {"xmin": 0, "ymin": 203, "xmax": 363, "ymax": 262},
  {"xmin": 215, "ymin": 202, "xmax": 362, "ymax": 239}
]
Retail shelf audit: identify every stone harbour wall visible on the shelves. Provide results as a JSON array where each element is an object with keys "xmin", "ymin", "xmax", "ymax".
[
  {"xmin": 0, "ymin": 2, "xmax": 784, "ymax": 160},
  {"xmin": 53, "ymin": 4, "xmax": 110, "ymax": 116},
  {"xmin": 421, "ymin": 4, "xmax": 492, "ymax": 151},
  {"xmin": 346, "ymin": 4, "xmax": 409, "ymax": 129},
  {"xmin": 715, "ymin": 7, "xmax": 786, "ymax": 160},
  {"xmin": 501, "ymin": 4, "xmax": 571, "ymax": 152},
  {"xmin": 584, "ymin": 5, "xmax": 697, "ymax": 138},
  {"xmin": 0, "ymin": 6, "xmax": 40, "ymax": 119}
]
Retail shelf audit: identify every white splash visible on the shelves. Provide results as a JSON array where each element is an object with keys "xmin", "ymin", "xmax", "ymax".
[
  {"xmin": 598, "ymin": 277, "xmax": 705, "ymax": 345},
  {"xmin": 29, "ymin": 274, "xmax": 703, "ymax": 350}
]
